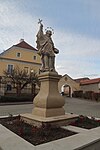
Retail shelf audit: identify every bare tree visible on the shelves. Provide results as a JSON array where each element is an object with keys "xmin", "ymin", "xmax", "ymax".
[{"xmin": 3, "ymin": 66, "xmax": 40, "ymax": 96}]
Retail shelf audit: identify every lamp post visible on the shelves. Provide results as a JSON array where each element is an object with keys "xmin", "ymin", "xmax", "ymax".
[{"xmin": 30, "ymin": 70, "xmax": 36, "ymax": 97}]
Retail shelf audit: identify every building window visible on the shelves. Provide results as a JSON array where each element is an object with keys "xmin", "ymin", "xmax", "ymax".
[
  {"xmin": 7, "ymin": 64, "xmax": 13, "ymax": 74},
  {"xmin": 7, "ymin": 84, "xmax": 12, "ymax": 91},
  {"xmin": 16, "ymin": 52, "xmax": 21, "ymax": 57},
  {"xmin": 33, "ymin": 55, "xmax": 36, "ymax": 60},
  {"xmin": 24, "ymin": 67, "xmax": 28, "ymax": 74}
]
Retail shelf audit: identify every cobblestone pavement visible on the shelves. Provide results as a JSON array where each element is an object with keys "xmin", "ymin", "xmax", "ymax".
[{"xmin": 0, "ymin": 98, "xmax": 100, "ymax": 118}]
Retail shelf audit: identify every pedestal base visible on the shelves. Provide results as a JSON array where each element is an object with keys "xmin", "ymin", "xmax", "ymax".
[
  {"xmin": 21, "ymin": 113, "xmax": 78, "ymax": 127},
  {"xmin": 32, "ymin": 107, "xmax": 65, "ymax": 117},
  {"xmin": 32, "ymin": 72, "xmax": 65, "ymax": 117}
]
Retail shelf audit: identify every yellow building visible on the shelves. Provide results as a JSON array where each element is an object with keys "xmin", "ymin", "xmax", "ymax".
[{"xmin": 0, "ymin": 39, "xmax": 41, "ymax": 95}]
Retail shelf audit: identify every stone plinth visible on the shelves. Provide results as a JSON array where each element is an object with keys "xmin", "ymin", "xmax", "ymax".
[
  {"xmin": 21, "ymin": 113, "xmax": 78, "ymax": 127},
  {"xmin": 32, "ymin": 71, "xmax": 65, "ymax": 117}
]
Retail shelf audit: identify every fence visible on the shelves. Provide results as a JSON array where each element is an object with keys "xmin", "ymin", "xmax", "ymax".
[{"xmin": 73, "ymin": 90, "xmax": 100, "ymax": 101}]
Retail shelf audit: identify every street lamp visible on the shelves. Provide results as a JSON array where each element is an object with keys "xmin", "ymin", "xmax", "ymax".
[{"xmin": 30, "ymin": 70, "xmax": 36, "ymax": 97}]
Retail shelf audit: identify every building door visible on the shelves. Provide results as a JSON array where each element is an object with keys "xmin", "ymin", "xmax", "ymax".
[{"xmin": 61, "ymin": 84, "xmax": 72, "ymax": 97}]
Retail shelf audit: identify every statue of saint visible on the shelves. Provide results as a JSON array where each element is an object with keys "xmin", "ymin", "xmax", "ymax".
[{"xmin": 36, "ymin": 19, "xmax": 59, "ymax": 72}]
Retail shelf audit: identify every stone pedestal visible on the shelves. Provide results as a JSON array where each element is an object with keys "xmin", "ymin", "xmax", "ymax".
[
  {"xmin": 21, "ymin": 113, "xmax": 78, "ymax": 127},
  {"xmin": 21, "ymin": 72, "xmax": 78, "ymax": 127},
  {"xmin": 32, "ymin": 71, "xmax": 65, "ymax": 117}
]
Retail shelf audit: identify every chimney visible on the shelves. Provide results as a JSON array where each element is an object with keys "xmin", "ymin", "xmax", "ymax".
[{"xmin": 19, "ymin": 39, "xmax": 24, "ymax": 43}]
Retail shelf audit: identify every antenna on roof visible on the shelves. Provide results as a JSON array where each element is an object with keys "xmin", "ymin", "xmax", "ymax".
[
  {"xmin": 22, "ymin": 32, "xmax": 24, "ymax": 39},
  {"xmin": 19, "ymin": 32, "xmax": 25, "ymax": 43}
]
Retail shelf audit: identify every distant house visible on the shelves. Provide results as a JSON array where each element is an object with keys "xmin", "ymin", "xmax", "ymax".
[
  {"xmin": 80, "ymin": 78, "xmax": 100, "ymax": 93},
  {"xmin": 74, "ymin": 77, "xmax": 90, "ymax": 83},
  {"xmin": 0, "ymin": 39, "xmax": 41, "ymax": 95},
  {"xmin": 59, "ymin": 75, "xmax": 100, "ymax": 97}
]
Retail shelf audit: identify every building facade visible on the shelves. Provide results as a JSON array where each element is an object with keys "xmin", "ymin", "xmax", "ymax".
[
  {"xmin": 0, "ymin": 39, "xmax": 41, "ymax": 95},
  {"xmin": 80, "ymin": 78, "xmax": 100, "ymax": 93}
]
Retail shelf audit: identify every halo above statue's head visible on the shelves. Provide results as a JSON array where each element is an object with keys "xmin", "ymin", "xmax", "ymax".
[{"xmin": 45, "ymin": 27, "xmax": 54, "ymax": 35}]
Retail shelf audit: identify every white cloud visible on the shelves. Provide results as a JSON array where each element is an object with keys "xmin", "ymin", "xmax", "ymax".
[
  {"xmin": 54, "ymin": 30, "xmax": 100, "ymax": 57},
  {"xmin": 0, "ymin": 1, "xmax": 38, "ymax": 51},
  {"xmin": 0, "ymin": 1, "xmax": 100, "ymax": 79},
  {"xmin": 54, "ymin": 30, "xmax": 100, "ymax": 78}
]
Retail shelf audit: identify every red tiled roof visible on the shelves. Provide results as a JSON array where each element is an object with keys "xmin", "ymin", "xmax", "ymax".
[
  {"xmin": 14, "ymin": 40, "xmax": 37, "ymax": 51},
  {"xmin": 74, "ymin": 77, "xmax": 90, "ymax": 83},
  {"xmin": 80, "ymin": 78, "xmax": 100, "ymax": 85}
]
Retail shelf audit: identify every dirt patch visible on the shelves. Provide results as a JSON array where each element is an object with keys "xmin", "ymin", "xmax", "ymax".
[
  {"xmin": 70, "ymin": 115, "xmax": 100, "ymax": 129},
  {"xmin": 1, "ymin": 115, "xmax": 99, "ymax": 145},
  {"xmin": 0, "ymin": 115, "xmax": 76, "ymax": 145}
]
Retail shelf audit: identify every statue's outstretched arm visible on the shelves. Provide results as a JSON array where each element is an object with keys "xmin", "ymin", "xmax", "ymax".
[{"xmin": 36, "ymin": 20, "xmax": 44, "ymax": 50}]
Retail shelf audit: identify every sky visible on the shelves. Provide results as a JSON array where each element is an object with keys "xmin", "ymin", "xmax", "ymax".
[{"xmin": 0, "ymin": 0, "xmax": 100, "ymax": 79}]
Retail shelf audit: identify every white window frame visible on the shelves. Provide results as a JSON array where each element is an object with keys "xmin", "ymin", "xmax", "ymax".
[
  {"xmin": 7, "ymin": 64, "xmax": 14, "ymax": 74},
  {"xmin": 24, "ymin": 67, "xmax": 29, "ymax": 74},
  {"xmin": 16, "ymin": 52, "xmax": 21, "ymax": 58},
  {"xmin": 33, "ymin": 55, "xmax": 37, "ymax": 60}
]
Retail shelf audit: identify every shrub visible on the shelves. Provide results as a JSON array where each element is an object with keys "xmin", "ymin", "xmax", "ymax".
[
  {"xmin": 0, "ymin": 95, "xmax": 35, "ymax": 103},
  {"xmin": 73, "ymin": 90, "xmax": 83, "ymax": 98},
  {"xmin": 92, "ymin": 93, "xmax": 100, "ymax": 101},
  {"xmin": 73, "ymin": 90, "xmax": 100, "ymax": 101},
  {"xmin": 84, "ymin": 91, "xmax": 93, "ymax": 100}
]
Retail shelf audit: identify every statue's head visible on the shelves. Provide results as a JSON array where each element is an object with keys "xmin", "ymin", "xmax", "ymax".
[{"xmin": 46, "ymin": 30, "xmax": 52, "ymax": 37}]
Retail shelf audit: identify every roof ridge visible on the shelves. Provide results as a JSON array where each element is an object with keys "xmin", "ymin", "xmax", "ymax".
[
  {"xmin": 14, "ymin": 40, "xmax": 37, "ymax": 51},
  {"xmin": 80, "ymin": 78, "xmax": 100, "ymax": 85}
]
